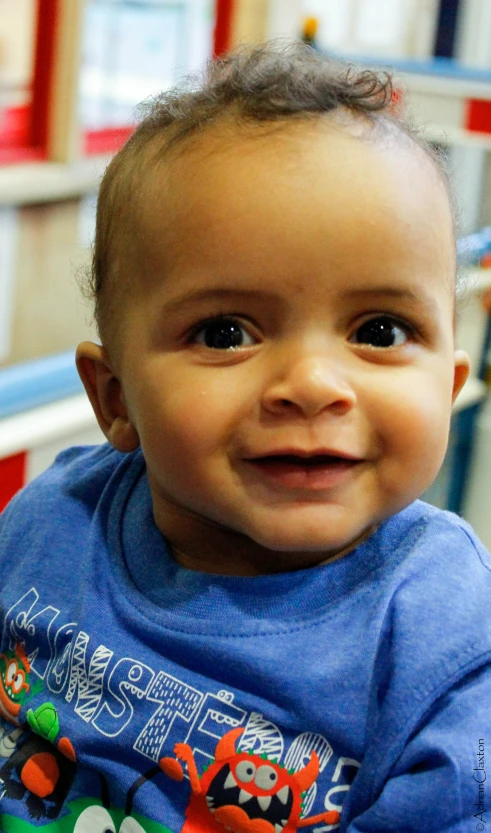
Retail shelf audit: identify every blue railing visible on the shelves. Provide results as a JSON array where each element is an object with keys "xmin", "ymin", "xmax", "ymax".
[
  {"xmin": 0, "ymin": 351, "xmax": 83, "ymax": 420},
  {"xmin": 322, "ymin": 52, "xmax": 491, "ymax": 84}
]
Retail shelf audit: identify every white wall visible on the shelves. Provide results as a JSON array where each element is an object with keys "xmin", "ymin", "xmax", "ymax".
[{"xmin": 301, "ymin": 0, "xmax": 440, "ymax": 59}]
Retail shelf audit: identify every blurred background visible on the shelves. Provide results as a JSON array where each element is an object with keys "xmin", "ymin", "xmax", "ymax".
[{"xmin": 1, "ymin": 0, "xmax": 491, "ymax": 543}]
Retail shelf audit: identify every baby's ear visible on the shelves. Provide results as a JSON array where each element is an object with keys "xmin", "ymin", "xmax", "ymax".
[{"xmin": 76, "ymin": 341, "xmax": 140, "ymax": 452}]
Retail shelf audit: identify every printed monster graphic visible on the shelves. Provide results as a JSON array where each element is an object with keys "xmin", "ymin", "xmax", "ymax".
[
  {"xmin": 0, "ymin": 647, "xmax": 341, "ymax": 833},
  {"xmin": 0, "ymin": 725, "xmax": 24, "ymax": 759},
  {"xmin": 0, "ymin": 710, "xmax": 172, "ymax": 833},
  {"xmin": 70, "ymin": 770, "xmax": 173, "ymax": 833},
  {"xmin": 69, "ymin": 797, "xmax": 171, "ymax": 833},
  {"xmin": 0, "ymin": 799, "xmax": 171, "ymax": 833},
  {"xmin": 0, "ymin": 767, "xmax": 173, "ymax": 833},
  {"xmin": 160, "ymin": 727, "xmax": 341, "ymax": 833},
  {"xmin": 0, "ymin": 697, "xmax": 77, "ymax": 821},
  {"xmin": 0, "ymin": 732, "xmax": 76, "ymax": 821},
  {"xmin": 0, "ymin": 724, "xmax": 341, "ymax": 833},
  {"xmin": 0, "ymin": 645, "xmax": 43, "ymax": 725}
]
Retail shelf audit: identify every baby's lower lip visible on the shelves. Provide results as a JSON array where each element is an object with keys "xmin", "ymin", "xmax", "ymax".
[{"xmin": 246, "ymin": 455, "xmax": 361, "ymax": 490}]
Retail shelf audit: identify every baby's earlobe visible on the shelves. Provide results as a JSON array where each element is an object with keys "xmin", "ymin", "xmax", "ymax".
[{"xmin": 107, "ymin": 416, "xmax": 140, "ymax": 453}]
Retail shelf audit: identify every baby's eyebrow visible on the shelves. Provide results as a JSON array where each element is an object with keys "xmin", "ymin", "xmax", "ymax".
[
  {"xmin": 161, "ymin": 284, "xmax": 442, "ymax": 317},
  {"xmin": 341, "ymin": 286, "xmax": 441, "ymax": 312},
  {"xmin": 161, "ymin": 287, "xmax": 276, "ymax": 312},
  {"xmin": 344, "ymin": 287, "xmax": 423, "ymax": 300}
]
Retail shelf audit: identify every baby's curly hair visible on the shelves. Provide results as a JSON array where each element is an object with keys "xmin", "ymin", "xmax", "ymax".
[{"xmin": 84, "ymin": 42, "xmax": 448, "ymax": 341}]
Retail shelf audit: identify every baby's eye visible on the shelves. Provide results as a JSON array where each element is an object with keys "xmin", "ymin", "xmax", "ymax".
[
  {"xmin": 192, "ymin": 317, "xmax": 256, "ymax": 350},
  {"xmin": 351, "ymin": 316, "xmax": 410, "ymax": 348}
]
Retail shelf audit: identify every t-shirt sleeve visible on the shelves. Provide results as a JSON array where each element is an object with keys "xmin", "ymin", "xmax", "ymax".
[
  {"xmin": 346, "ymin": 661, "xmax": 491, "ymax": 832},
  {"xmin": 0, "ymin": 444, "xmax": 118, "ymax": 584}
]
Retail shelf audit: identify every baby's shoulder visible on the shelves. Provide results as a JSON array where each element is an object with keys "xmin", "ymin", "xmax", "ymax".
[
  {"xmin": 420, "ymin": 499, "xmax": 487, "ymax": 568},
  {"xmin": 356, "ymin": 503, "xmax": 491, "ymax": 727},
  {"xmin": 382, "ymin": 499, "xmax": 491, "ymax": 581},
  {"xmin": 0, "ymin": 443, "xmax": 135, "ymax": 557},
  {"xmin": 376, "ymin": 501, "xmax": 491, "ymax": 668},
  {"xmin": 2, "ymin": 443, "xmax": 120, "ymax": 513}
]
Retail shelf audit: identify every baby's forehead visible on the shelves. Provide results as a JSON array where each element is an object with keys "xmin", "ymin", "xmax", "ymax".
[
  {"xmin": 142, "ymin": 113, "xmax": 450, "ymax": 207},
  {"xmin": 136, "ymin": 116, "xmax": 453, "ymax": 248},
  {"xmin": 107, "ymin": 116, "xmax": 455, "ymax": 342}
]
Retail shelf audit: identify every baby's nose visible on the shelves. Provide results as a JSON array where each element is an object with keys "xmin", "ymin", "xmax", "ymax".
[{"xmin": 261, "ymin": 355, "xmax": 357, "ymax": 419}]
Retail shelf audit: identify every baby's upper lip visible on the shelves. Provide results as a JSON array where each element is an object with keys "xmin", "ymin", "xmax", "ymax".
[{"xmin": 245, "ymin": 448, "xmax": 362, "ymax": 461}]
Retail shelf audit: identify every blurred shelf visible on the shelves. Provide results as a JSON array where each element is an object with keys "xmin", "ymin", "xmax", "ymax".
[
  {"xmin": 0, "ymin": 155, "xmax": 109, "ymax": 205},
  {"xmin": 331, "ymin": 54, "xmax": 491, "ymax": 151},
  {"xmin": 454, "ymin": 376, "xmax": 487, "ymax": 413},
  {"xmin": 0, "ymin": 393, "xmax": 97, "ymax": 459},
  {"xmin": 422, "ymin": 124, "xmax": 491, "ymax": 150},
  {"xmin": 341, "ymin": 54, "xmax": 491, "ymax": 93},
  {"xmin": 398, "ymin": 67, "xmax": 491, "ymax": 100}
]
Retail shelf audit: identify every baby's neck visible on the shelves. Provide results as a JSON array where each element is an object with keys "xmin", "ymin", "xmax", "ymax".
[{"xmin": 153, "ymin": 498, "xmax": 376, "ymax": 576}]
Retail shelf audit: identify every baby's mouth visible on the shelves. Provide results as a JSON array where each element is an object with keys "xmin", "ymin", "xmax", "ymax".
[
  {"xmin": 246, "ymin": 453, "xmax": 361, "ymax": 490},
  {"xmin": 254, "ymin": 454, "xmax": 351, "ymax": 466}
]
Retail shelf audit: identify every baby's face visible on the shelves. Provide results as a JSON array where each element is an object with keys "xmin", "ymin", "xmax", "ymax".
[{"xmin": 107, "ymin": 121, "xmax": 469, "ymax": 574}]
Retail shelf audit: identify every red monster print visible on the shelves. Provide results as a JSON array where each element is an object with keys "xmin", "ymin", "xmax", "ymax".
[{"xmin": 160, "ymin": 727, "xmax": 340, "ymax": 833}]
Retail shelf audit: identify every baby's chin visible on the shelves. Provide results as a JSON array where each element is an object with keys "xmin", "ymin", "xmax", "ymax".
[{"xmin": 238, "ymin": 521, "xmax": 377, "ymax": 569}]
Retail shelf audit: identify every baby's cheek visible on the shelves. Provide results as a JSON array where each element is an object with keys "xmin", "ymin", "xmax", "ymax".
[
  {"xmin": 150, "ymin": 405, "xmax": 220, "ymax": 471},
  {"xmin": 391, "ymin": 405, "xmax": 450, "ymax": 487}
]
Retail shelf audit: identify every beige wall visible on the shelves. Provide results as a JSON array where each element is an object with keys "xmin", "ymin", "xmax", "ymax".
[
  {"xmin": 231, "ymin": 0, "xmax": 268, "ymax": 46},
  {"xmin": 0, "ymin": 0, "xmax": 36, "ymax": 90},
  {"xmin": 5, "ymin": 200, "xmax": 96, "ymax": 367},
  {"xmin": 230, "ymin": 0, "xmax": 305, "ymax": 45}
]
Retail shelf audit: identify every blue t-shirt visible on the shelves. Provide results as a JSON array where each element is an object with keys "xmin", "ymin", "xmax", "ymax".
[{"xmin": 0, "ymin": 443, "xmax": 489, "ymax": 832}]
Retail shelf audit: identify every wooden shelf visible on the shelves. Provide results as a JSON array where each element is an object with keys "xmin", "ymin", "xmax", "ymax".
[{"xmin": 0, "ymin": 155, "xmax": 109, "ymax": 205}]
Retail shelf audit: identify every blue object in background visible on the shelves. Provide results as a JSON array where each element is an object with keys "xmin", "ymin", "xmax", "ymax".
[
  {"xmin": 0, "ymin": 351, "xmax": 82, "ymax": 421},
  {"xmin": 433, "ymin": 0, "xmax": 461, "ymax": 59}
]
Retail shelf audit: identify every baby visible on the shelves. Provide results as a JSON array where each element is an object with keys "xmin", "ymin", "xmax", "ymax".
[{"xmin": 0, "ymin": 43, "xmax": 490, "ymax": 833}]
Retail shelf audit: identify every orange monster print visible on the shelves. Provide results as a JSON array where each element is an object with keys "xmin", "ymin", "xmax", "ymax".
[
  {"xmin": 160, "ymin": 727, "xmax": 340, "ymax": 833},
  {"xmin": 0, "ymin": 644, "xmax": 39, "ymax": 725}
]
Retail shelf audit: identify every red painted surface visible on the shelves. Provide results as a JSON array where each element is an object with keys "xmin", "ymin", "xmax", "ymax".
[
  {"xmin": 0, "ymin": 0, "xmax": 57, "ymax": 158},
  {"xmin": 466, "ymin": 99, "xmax": 491, "ymax": 135},
  {"xmin": 0, "ymin": 452, "xmax": 27, "ymax": 512},
  {"xmin": 214, "ymin": 0, "xmax": 234, "ymax": 57},
  {"xmin": 30, "ymin": 0, "xmax": 59, "ymax": 150},
  {"xmin": 84, "ymin": 126, "xmax": 134, "ymax": 156},
  {"xmin": 0, "ymin": 105, "xmax": 32, "ymax": 148},
  {"xmin": 0, "ymin": 147, "xmax": 46, "ymax": 165}
]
